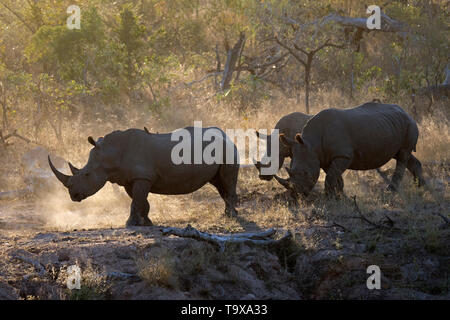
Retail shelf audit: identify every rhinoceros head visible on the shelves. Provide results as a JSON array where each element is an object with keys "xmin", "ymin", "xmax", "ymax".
[
  {"xmin": 254, "ymin": 130, "xmax": 289, "ymax": 181},
  {"xmin": 254, "ymin": 131, "xmax": 274, "ymax": 181},
  {"xmin": 48, "ymin": 136, "xmax": 108, "ymax": 202},
  {"xmin": 277, "ymin": 133, "xmax": 320, "ymax": 196}
]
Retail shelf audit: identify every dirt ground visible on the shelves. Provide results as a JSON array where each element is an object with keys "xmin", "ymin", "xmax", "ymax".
[{"xmin": 0, "ymin": 142, "xmax": 449, "ymax": 299}]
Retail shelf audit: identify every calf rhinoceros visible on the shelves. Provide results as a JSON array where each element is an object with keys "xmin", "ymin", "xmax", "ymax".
[
  {"xmin": 254, "ymin": 112, "xmax": 313, "ymax": 180},
  {"xmin": 275, "ymin": 102, "xmax": 426, "ymax": 197},
  {"xmin": 49, "ymin": 127, "xmax": 239, "ymax": 226}
]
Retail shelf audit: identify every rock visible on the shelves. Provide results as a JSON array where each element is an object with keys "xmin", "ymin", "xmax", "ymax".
[
  {"xmin": 114, "ymin": 246, "xmax": 137, "ymax": 260},
  {"xmin": 401, "ymin": 263, "xmax": 426, "ymax": 282},
  {"xmin": 383, "ymin": 288, "xmax": 445, "ymax": 300},
  {"xmin": 0, "ymin": 282, "xmax": 19, "ymax": 300},
  {"xmin": 57, "ymin": 249, "xmax": 71, "ymax": 262}
]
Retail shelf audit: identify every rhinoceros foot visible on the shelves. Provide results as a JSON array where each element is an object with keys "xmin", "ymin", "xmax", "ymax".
[
  {"xmin": 225, "ymin": 208, "xmax": 238, "ymax": 218},
  {"xmin": 386, "ymin": 184, "xmax": 398, "ymax": 192},
  {"xmin": 126, "ymin": 216, "xmax": 153, "ymax": 227}
]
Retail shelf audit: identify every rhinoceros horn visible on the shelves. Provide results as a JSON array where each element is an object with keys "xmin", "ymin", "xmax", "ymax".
[
  {"xmin": 274, "ymin": 174, "xmax": 294, "ymax": 191},
  {"xmin": 48, "ymin": 156, "xmax": 71, "ymax": 188},
  {"xmin": 68, "ymin": 162, "xmax": 80, "ymax": 175},
  {"xmin": 253, "ymin": 158, "xmax": 262, "ymax": 169}
]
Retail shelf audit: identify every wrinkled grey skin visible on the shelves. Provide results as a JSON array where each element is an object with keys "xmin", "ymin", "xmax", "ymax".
[
  {"xmin": 49, "ymin": 127, "xmax": 239, "ymax": 226},
  {"xmin": 278, "ymin": 102, "xmax": 426, "ymax": 197},
  {"xmin": 254, "ymin": 112, "xmax": 313, "ymax": 181}
]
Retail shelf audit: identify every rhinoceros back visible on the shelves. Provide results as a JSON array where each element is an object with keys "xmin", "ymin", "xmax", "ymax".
[
  {"xmin": 99, "ymin": 127, "xmax": 238, "ymax": 194},
  {"xmin": 303, "ymin": 102, "xmax": 419, "ymax": 170}
]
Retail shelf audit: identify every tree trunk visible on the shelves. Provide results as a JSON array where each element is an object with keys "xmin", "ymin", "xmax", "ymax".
[
  {"xmin": 304, "ymin": 56, "xmax": 313, "ymax": 114},
  {"xmin": 220, "ymin": 32, "xmax": 245, "ymax": 91},
  {"xmin": 214, "ymin": 44, "xmax": 221, "ymax": 90},
  {"xmin": 350, "ymin": 52, "xmax": 354, "ymax": 100},
  {"xmin": 305, "ymin": 72, "xmax": 310, "ymax": 114},
  {"xmin": 444, "ymin": 64, "xmax": 450, "ymax": 85}
]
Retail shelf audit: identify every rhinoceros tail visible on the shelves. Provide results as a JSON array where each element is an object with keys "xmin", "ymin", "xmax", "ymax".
[{"xmin": 406, "ymin": 120, "xmax": 420, "ymax": 153}]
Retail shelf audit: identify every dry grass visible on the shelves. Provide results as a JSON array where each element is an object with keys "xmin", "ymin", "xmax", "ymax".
[
  {"xmin": 58, "ymin": 260, "xmax": 111, "ymax": 300},
  {"xmin": 2, "ymin": 87, "xmax": 447, "ymax": 237},
  {"xmin": 136, "ymin": 248, "xmax": 179, "ymax": 288},
  {"xmin": 1, "ymin": 88, "xmax": 449, "ymax": 299}
]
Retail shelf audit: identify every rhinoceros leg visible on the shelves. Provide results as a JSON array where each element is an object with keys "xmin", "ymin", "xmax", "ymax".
[
  {"xmin": 325, "ymin": 157, "xmax": 351, "ymax": 198},
  {"xmin": 211, "ymin": 165, "xmax": 238, "ymax": 217},
  {"xmin": 126, "ymin": 180, "xmax": 153, "ymax": 227},
  {"xmin": 387, "ymin": 151, "xmax": 410, "ymax": 191},
  {"xmin": 406, "ymin": 155, "xmax": 426, "ymax": 187}
]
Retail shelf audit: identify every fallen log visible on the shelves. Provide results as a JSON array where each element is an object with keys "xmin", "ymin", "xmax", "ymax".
[{"xmin": 161, "ymin": 224, "xmax": 292, "ymax": 252}]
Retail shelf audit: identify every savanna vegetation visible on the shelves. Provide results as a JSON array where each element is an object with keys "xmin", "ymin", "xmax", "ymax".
[
  {"xmin": 0, "ymin": 0, "xmax": 449, "ymax": 300},
  {"xmin": 0, "ymin": 0, "xmax": 448, "ymax": 150}
]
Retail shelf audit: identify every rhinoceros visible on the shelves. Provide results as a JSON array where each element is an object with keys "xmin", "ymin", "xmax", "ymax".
[
  {"xmin": 254, "ymin": 112, "xmax": 313, "ymax": 181},
  {"xmin": 275, "ymin": 102, "xmax": 426, "ymax": 197},
  {"xmin": 48, "ymin": 127, "xmax": 239, "ymax": 226}
]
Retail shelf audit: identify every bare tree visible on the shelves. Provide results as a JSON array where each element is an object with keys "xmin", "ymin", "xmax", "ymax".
[{"xmin": 275, "ymin": 37, "xmax": 344, "ymax": 114}]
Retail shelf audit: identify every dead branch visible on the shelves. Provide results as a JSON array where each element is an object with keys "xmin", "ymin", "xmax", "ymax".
[
  {"xmin": 352, "ymin": 196, "xmax": 398, "ymax": 230},
  {"xmin": 161, "ymin": 224, "xmax": 292, "ymax": 252},
  {"xmin": 275, "ymin": 37, "xmax": 307, "ymax": 66},
  {"xmin": 220, "ymin": 32, "xmax": 246, "ymax": 91},
  {"xmin": 0, "ymin": 129, "xmax": 31, "ymax": 148},
  {"xmin": 324, "ymin": 222, "xmax": 348, "ymax": 232}
]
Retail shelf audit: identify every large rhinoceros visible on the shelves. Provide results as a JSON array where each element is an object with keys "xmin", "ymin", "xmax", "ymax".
[
  {"xmin": 254, "ymin": 112, "xmax": 313, "ymax": 181},
  {"xmin": 275, "ymin": 102, "xmax": 426, "ymax": 197},
  {"xmin": 48, "ymin": 127, "xmax": 239, "ymax": 226}
]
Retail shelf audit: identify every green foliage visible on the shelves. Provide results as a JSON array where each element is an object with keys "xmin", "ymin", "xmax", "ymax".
[
  {"xmin": 219, "ymin": 74, "xmax": 269, "ymax": 110},
  {"xmin": 0, "ymin": 0, "xmax": 448, "ymax": 137}
]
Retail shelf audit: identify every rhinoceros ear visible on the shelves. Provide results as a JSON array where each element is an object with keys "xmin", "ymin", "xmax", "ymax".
[
  {"xmin": 279, "ymin": 134, "xmax": 296, "ymax": 147},
  {"xmin": 88, "ymin": 136, "xmax": 96, "ymax": 147},
  {"xmin": 295, "ymin": 134, "xmax": 305, "ymax": 145}
]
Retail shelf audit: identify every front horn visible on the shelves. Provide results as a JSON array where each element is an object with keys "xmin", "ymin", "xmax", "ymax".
[
  {"xmin": 68, "ymin": 162, "xmax": 80, "ymax": 175},
  {"xmin": 274, "ymin": 174, "xmax": 294, "ymax": 190},
  {"xmin": 48, "ymin": 156, "xmax": 71, "ymax": 188}
]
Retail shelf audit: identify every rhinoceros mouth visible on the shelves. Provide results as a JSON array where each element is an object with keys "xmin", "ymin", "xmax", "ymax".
[
  {"xmin": 70, "ymin": 192, "xmax": 86, "ymax": 202},
  {"xmin": 273, "ymin": 174, "xmax": 311, "ymax": 197},
  {"xmin": 274, "ymin": 174, "xmax": 294, "ymax": 190},
  {"xmin": 258, "ymin": 174, "xmax": 274, "ymax": 181}
]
